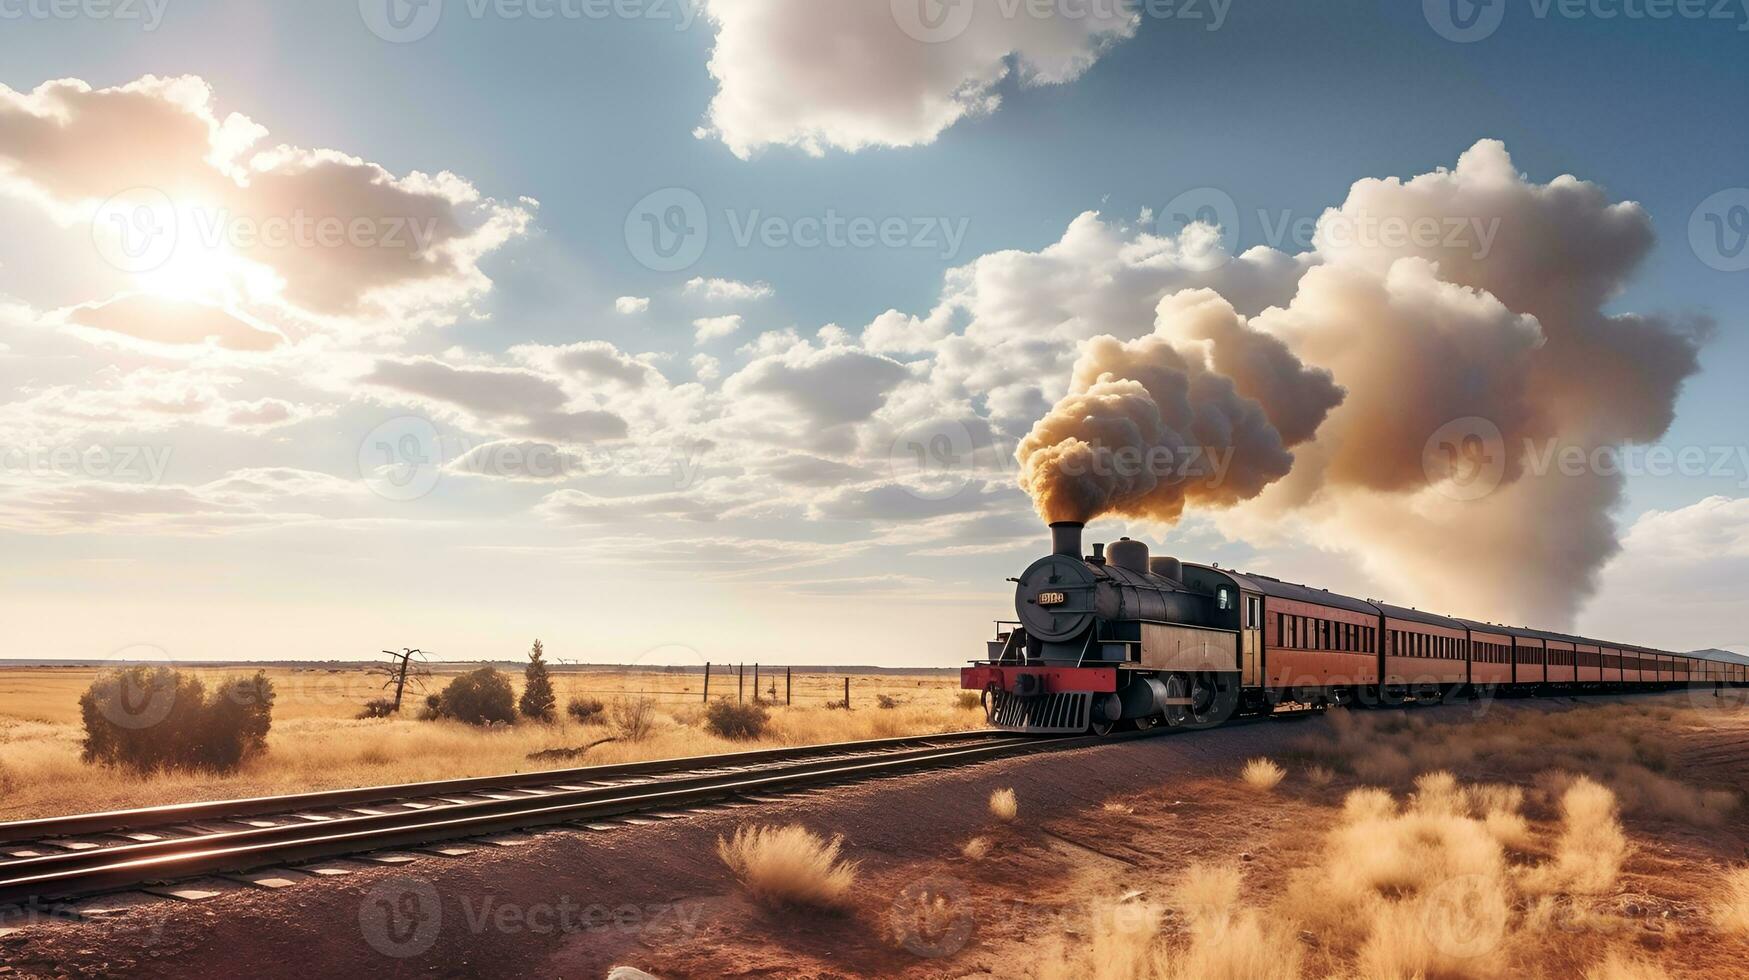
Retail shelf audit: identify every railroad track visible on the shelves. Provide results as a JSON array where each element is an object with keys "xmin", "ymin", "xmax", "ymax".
[{"xmin": 0, "ymin": 729, "xmax": 1104, "ymax": 908}]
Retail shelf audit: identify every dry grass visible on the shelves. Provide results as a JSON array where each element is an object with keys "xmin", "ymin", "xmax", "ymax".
[
  {"xmin": 1033, "ymin": 864, "xmax": 1303, "ymax": 980},
  {"xmin": 1521, "ymin": 776, "xmax": 1628, "ymax": 895},
  {"xmin": 1240, "ymin": 758, "xmax": 1286, "ymax": 792},
  {"xmin": 962, "ymin": 836, "xmax": 990, "ymax": 860},
  {"xmin": 1714, "ymin": 867, "xmax": 1749, "ymax": 936},
  {"xmin": 0, "ymin": 666, "xmax": 982, "ymax": 821},
  {"xmin": 716, "ymin": 823, "xmax": 858, "ymax": 909},
  {"xmin": 1583, "ymin": 951, "xmax": 1671, "ymax": 980},
  {"xmin": 1287, "ymin": 701, "xmax": 1740, "ymax": 827},
  {"xmin": 989, "ymin": 787, "xmax": 1018, "ymax": 822}
]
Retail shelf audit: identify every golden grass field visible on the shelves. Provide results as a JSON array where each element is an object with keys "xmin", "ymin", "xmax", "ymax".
[{"xmin": 0, "ymin": 665, "xmax": 981, "ymax": 822}]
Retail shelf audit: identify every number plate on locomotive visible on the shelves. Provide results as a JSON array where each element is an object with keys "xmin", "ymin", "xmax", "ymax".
[{"xmin": 1037, "ymin": 591, "xmax": 1067, "ymax": 606}]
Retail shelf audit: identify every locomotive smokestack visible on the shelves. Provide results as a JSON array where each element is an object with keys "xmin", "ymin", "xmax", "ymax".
[{"xmin": 1050, "ymin": 521, "xmax": 1084, "ymax": 558}]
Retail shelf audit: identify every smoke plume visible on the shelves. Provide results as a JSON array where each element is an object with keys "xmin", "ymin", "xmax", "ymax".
[
  {"xmin": 1017, "ymin": 292, "xmax": 1342, "ymax": 524},
  {"xmin": 1016, "ymin": 141, "xmax": 1706, "ymax": 625}
]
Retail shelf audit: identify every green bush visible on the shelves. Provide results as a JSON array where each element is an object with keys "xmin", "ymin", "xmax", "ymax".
[
  {"xmin": 567, "ymin": 697, "xmax": 606, "ymax": 724},
  {"xmin": 429, "ymin": 668, "xmax": 516, "ymax": 726},
  {"xmin": 705, "ymin": 699, "xmax": 770, "ymax": 740},
  {"xmin": 79, "ymin": 667, "xmax": 275, "ymax": 774}
]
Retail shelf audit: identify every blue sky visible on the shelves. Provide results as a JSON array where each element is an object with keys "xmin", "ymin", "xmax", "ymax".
[{"xmin": 0, "ymin": 0, "xmax": 1744, "ymax": 663}]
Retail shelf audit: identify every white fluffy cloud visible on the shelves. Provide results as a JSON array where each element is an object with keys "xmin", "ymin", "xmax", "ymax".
[
  {"xmin": 614, "ymin": 296, "xmax": 651, "ymax": 314},
  {"xmin": 694, "ymin": 314, "xmax": 745, "ymax": 343},
  {"xmin": 698, "ymin": 0, "xmax": 1139, "ymax": 157},
  {"xmin": 685, "ymin": 277, "xmax": 773, "ymax": 302}
]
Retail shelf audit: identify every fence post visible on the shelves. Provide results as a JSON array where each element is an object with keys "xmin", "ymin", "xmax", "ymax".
[
  {"xmin": 843, "ymin": 676, "xmax": 850, "ymax": 710},
  {"xmin": 703, "ymin": 663, "xmax": 710, "ymax": 703},
  {"xmin": 786, "ymin": 667, "xmax": 791, "ymax": 706},
  {"xmin": 753, "ymin": 663, "xmax": 760, "ymax": 703},
  {"xmin": 738, "ymin": 663, "xmax": 744, "ymax": 703}
]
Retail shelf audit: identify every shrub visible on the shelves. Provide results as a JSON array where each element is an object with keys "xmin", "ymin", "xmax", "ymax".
[
  {"xmin": 717, "ymin": 824, "xmax": 858, "ymax": 909},
  {"xmin": 519, "ymin": 639, "xmax": 557, "ymax": 723},
  {"xmin": 358, "ymin": 698, "xmax": 397, "ymax": 719},
  {"xmin": 610, "ymin": 696, "xmax": 657, "ymax": 742},
  {"xmin": 199, "ymin": 673, "xmax": 276, "ymax": 771},
  {"xmin": 705, "ymin": 700, "xmax": 770, "ymax": 740},
  {"xmin": 567, "ymin": 697, "xmax": 606, "ymax": 724},
  {"xmin": 429, "ymin": 668, "xmax": 517, "ymax": 727},
  {"xmin": 1241, "ymin": 758, "xmax": 1286, "ymax": 792},
  {"xmin": 956, "ymin": 691, "xmax": 981, "ymax": 710},
  {"xmin": 80, "ymin": 667, "xmax": 275, "ymax": 774},
  {"xmin": 876, "ymin": 694, "xmax": 901, "ymax": 710},
  {"xmin": 989, "ymin": 788, "xmax": 1018, "ymax": 822}
]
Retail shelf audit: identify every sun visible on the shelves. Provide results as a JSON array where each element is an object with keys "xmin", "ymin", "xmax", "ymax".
[{"xmin": 90, "ymin": 189, "xmax": 269, "ymax": 305}]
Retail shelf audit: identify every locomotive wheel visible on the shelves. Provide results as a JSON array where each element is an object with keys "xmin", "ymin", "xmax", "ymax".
[
  {"xmin": 1165, "ymin": 672, "xmax": 1238, "ymax": 729},
  {"xmin": 1090, "ymin": 716, "xmax": 1118, "ymax": 737}
]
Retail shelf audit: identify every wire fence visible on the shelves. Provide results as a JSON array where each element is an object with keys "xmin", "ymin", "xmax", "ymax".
[{"xmin": 548, "ymin": 666, "xmax": 957, "ymax": 709}]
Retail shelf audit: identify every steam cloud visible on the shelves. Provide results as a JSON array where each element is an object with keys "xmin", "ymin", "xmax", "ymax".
[
  {"xmin": 1016, "ymin": 141, "xmax": 1706, "ymax": 625},
  {"xmin": 1018, "ymin": 291, "xmax": 1342, "ymax": 524}
]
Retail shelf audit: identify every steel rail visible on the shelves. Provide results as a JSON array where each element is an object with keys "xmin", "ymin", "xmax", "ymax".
[
  {"xmin": 0, "ymin": 729, "xmax": 1019, "ymax": 844},
  {"xmin": 0, "ymin": 730, "xmax": 1108, "ymax": 906}
]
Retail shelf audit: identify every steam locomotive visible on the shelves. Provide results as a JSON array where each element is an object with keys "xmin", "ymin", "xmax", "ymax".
[{"xmin": 962, "ymin": 522, "xmax": 1749, "ymax": 734}]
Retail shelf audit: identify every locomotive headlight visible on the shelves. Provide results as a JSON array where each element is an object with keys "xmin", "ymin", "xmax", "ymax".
[{"xmin": 1037, "ymin": 591, "xmax": 1067, "ymax": 606}]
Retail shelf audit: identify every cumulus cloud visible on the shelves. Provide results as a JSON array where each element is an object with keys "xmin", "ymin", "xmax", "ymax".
[
  {"xmin": 685, "ymin": 277, "xmax": 773, "ymax": 302},
  {"xmin": 0, "ymin": 75, "xmax": 531, "ymax": 334},
  {"xmin": 694, "ymin": 314, "xmax": 744, "ymax": 343},
  {"xmin": 614, "ymin": 296, "xmax": 650, "ymax": 314},
  {"xmin": 530, "ymin": 340, "xmax": 665, "ymax": 389},
  {"xmin": 363, "ymin": 357, "xmax": 629, "ymax": 444},
  {"xmin": 1582, "ymin": 497, "xmax": 1749, "ymax": 650},
  {"xmin": 697, "ymin": 0, "xmax": 1139, "ymax": 157},
  {"xmin": 725, "ymin": 343, "xmax": 910, "ymax": 428}
]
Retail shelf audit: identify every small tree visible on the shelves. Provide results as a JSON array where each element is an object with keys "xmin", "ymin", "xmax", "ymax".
[
  {"xmin": 430, "ymin": 667, "xmax": 517, "ymax": 726},
  {"xmin": 519, "ymin": 639, "xmax": 557, "ymax": 723}
]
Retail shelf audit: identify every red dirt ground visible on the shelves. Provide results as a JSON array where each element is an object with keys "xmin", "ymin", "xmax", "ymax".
[{"xmin": 3, "ymin": 693, "xmax": 1746, "ymax": 979}]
